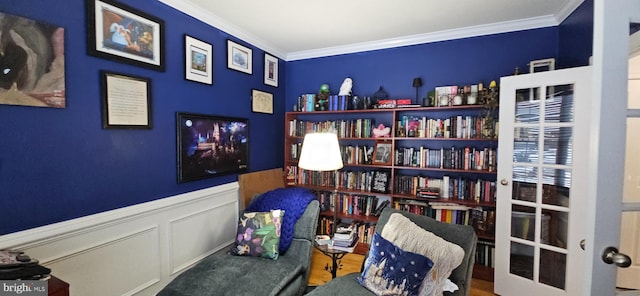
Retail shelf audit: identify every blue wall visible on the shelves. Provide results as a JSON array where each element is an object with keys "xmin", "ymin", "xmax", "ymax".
[
  {"xmin": 0, "ymin": 0, "xmax": 285, "ymax": 234},
  {"xmin": 559, "ymin": 0, "xmax": 594, "ymax": 68},
  {"xmin": 285, "ymin": 28, "xmax": 560, "ymax": 110},
  {"xmin": 1, "ymin": 0, "xmax": 593, "ymax": 236}
]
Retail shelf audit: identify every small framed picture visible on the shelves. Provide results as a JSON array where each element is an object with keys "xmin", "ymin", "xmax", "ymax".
[
  {"xmin": 264, "ymin": 53, "xmax": 278, "ymax": 87},
  {"xmin": 184, "ymin": 35, "xmax": 213, "ymax": 85},
  {"xmin": 251, "ymin": 89, "xmax": 273, "ymax": 114},
  {"xmin": 373, "ymin": 142, "xmax": 392, "ymax": 165},
  {"xmin": 87, "ymin": 0, "xmax": 165, "ymax": 71},
  {"xmin": 101, "ymin": 70, "xmax": 152, "ymax": 129},
  {"xmin": 227, "ymin": 39, "xmax": 252, "ymax": 74}
]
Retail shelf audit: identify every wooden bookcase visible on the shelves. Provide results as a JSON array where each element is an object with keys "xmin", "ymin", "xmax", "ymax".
[{"xmin": 284, "ymin": 105, "xmax": 498, "ymax": 281}]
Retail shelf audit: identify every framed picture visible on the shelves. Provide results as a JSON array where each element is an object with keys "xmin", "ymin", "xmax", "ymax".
[
  {"xmin": 176, "ymin": 112, "xmax": 249, "ymax": 183},
  {"xmin": 184, "ymin": 35, "xmax": 213, "ymax": 85},
  {"xmin": 264, "ymin": 53, "xmax": 278, "ymax": 87},
  {"xmin": 0, "ymin": 12, "xmax": 66, "ymax": 108},
  {"xmin": 371, "ymin": 169, "xmax": 391, "ymax": 193},
  {"xmin": 251, "ymin": 89, "xmax": 273, "ymax": 114},
  {"xmin": 227, "ymin": 39, "xmax": 252, "ymax": 74},
  {"xmin": 87, "ymin": 0, "xmax": 165, "ymax": 71},
  {"xmin": 101, "ymin": 70, "xmax": 151, "ymax": 129},
  {"xmin": 373, "ymin": 142, "xmax": 392, "ymax": 165}
]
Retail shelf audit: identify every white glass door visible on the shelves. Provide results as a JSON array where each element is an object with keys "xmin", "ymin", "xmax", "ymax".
[
  {"xmin": 616, "ymin": 24, "xmax": 640, "ymax": 293},
  {"xmin": 495, "ymin": 66, "xmax": 592, "ymax": 295}
]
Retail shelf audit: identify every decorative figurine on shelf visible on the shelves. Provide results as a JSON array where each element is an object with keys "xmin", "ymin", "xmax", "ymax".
[
  {"xmin": 339, "ymin": 77, "xmax": 353, "ymax": 96},
  {"xmin": 372, "ymin": 86, "xmax": 389, "ymax": 101},
  {"xmin": 479, "ymin": 80, "xmax": 499, "ymax": 139},
  {"xmin": 372, "ymin": 124, "xmax": 391, "ymax": 138},
  {"xmin": 316, "ymin": 83, "xmax": 330, "ymax": 111}
]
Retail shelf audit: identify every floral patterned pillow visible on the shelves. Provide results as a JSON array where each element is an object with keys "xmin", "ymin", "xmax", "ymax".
[{"xmin": 230, "ymin": 210, "xmax": 284, "ymax": 260}]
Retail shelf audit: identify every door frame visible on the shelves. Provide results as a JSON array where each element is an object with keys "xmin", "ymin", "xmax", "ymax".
[{"xmin": 586, "ymin": 0, "xmax": 640, "ymax": 294}]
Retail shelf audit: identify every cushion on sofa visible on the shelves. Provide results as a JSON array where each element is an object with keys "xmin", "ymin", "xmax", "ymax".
[
  {"xmin": 245, "ymin": 187, "xmax": 316, "ymax": 254},
  {"xmin": 357, "ymin": 213, "xmax": 465, "ymax": 296},
  {"xmin": 230, "ymin": 210, "xmax": 284, "ymax": 260},
  {"xmin": 158, "ymin": 248, "xmax": 303, "ymax": 296},
  {"xmin": 358, "ymin": 232, "xmax": 434, "ymax": 295}
]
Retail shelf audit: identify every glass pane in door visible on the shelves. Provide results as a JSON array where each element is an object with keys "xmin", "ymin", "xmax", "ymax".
[
  {"xmin": 543, "ymin": 127, "xmax": 573, "ymax": 166},
  {"xmin": 510, "ymin": 241, "xmax": 534, "ymax": 280},
  {"xmin": 511, "ymin": 205, "xmax": 536, "ymax": 242},
  {"xmin": 544, "ymin": 84, "xmax": 574, "ymax": 123},
  {"xmin": 540, "ymin": 249, "xmax": 566, "ymax": 289},
  {"xmin": 514, "ymin": 127, "xmax": 539, "ymax": 163},
  {"xmin": 542, "ymin": 168, "xmax": 571, "ymax": 207},
  {"xmin": 541, "ymin": 209, "xmax": 568, "ymax": 248},
  {"xmin": 515, "ymin": 87, "xmax": 541, "ymax": 123}
]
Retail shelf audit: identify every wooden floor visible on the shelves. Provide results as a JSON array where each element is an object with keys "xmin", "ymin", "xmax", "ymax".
[{"xmin": 308, "ymin": 248, "xmax": 495, "ymax": 295}]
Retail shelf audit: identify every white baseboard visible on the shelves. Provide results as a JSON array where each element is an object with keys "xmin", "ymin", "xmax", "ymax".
[{"xmin": 0, "ymin": 182, "xmax": 240, "ymax": 296}]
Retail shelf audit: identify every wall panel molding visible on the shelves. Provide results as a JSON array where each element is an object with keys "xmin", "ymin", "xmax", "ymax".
[{"xmin": 0, "ymin": 182, "xmax": 240, "ymax": 296}]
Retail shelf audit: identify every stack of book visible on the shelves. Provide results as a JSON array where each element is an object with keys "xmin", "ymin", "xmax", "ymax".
[
  {"xmin": 329, "ymin": 224, "xmax": 358, "ymax": 252},
  {"xmin": 416, "ymin": 187, "xmax": 440, "ymax": 199}
]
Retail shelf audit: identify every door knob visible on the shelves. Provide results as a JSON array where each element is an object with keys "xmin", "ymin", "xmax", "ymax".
[
  {"xmin": 602, "ymin": 246, "xmax": 632, "ymax": 268},
  {"xmin": 500, "ymin": 179, "xmax": 509, "ymax": 186}
]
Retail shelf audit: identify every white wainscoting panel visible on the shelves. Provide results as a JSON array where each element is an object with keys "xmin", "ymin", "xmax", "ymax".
[
  {"xmin": 169, "ymin": 202, "xmax": 237, "ymax": 275},
  {"xmin": 0, "ymin": 182, "xmax": 240, "ymax": 296}
]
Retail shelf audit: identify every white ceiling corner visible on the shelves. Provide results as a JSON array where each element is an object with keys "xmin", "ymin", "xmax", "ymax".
[{"xmin": 158, "ymin": 0, "xmax": 585, "ymax": 61}]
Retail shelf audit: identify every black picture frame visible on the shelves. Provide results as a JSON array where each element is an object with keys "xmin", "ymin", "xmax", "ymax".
[
  {"xmin": 176, "ymin": 112, "xmax": 249, "ymax": 183},
  {"xmin": 226, "ymin": 39, "xmax": 252, "ymax": 74},
  {"xmin": 371, "ymin": 170, "xmax": 391, "ymax": 194},
  {"xmin": 101, "ymin": 70, "xmax": 152, "ymax": 129},
  {"xmin": 184, "ymin": 34, "xmax": 213, "ymax": 85},
  {"xmin": 251, "ymin": 89, "xmax": 273, "ymax": 114},
  {"xmin": 263, "ymin": 53, "xmax": 278, "ymax": 87},
  {"xmin": 87, "ymin": 0, "xmax": 165, "ymax": 71}
]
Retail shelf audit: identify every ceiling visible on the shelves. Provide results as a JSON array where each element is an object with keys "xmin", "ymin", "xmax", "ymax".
[{"xmin": 159, "ymin": 0, "xmax": 584, "ymax": 61}]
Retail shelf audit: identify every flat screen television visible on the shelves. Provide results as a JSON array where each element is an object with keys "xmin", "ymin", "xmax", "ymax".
[{"xmin": 176, "ymin": 112, "xmax": 249, "ymax": 183}]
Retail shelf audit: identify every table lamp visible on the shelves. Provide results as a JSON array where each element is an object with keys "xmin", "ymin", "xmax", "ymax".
[
  {"xmin": 297, "ymin": 132, "xmax": 343, "ymax": 234},
  {"xmin": 412, "ymin": 77, "xmax": 423, "ymax": 104}
]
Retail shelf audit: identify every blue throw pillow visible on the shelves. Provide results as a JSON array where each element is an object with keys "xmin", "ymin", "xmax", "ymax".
[{"xmin": 357, "ymin": 232, "xmax": 434, "ymax": 296}]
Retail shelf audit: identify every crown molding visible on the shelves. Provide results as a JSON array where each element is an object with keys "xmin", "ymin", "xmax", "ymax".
[
  {"xmin": 286, "ymin": 15, "xmax": 558, "ymax": 61},
  {"xmin": 554, "ymin": 0, "xmax": 586, "ymax": 23},
  {"xmin": 157, "ymin": 0, "xmax": 287, "ymax": 59},
  {"xmin": 159, "ymin": 0, "xmax": 584, "ymax": 62}
]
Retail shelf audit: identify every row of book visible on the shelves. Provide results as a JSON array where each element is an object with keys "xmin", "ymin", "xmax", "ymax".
[
  {"xmin": 287, "ymin": 166, "xmax": 391, "ymax": 193},
  {"xmin": 394, "ymin": 174, "xmax": 497, "ymax": 203},
  {"xmin": 395, "ymin": 115, "xmax": 498, "ymax": 139},
  {"xmin": 295, "ymin": 94, "xmax": 354, "ymax": 112},
  {"xmin": 288, "ymin": 119, "xmax": 376, "ymax": 138},
  {"xmin": 287, "ymin": 166, "xmax": 496, "ymax": 203},
  {"xmin": 394, "ymin": 146, "xmax": 497, "ymax": 172},
  {"xmin": 476, "ymin": 239, "xmax": 496, "ymax": 268},
  {"xmin": 341, "ymin": 144, "xmax": 374, "ymax": 165},
  {"xmin": 394, "ymin": 199, "xmax": 472, "ymax": 224},
  {"xmin": 314, "ymin": 190, "xmax": 386, "ymax": 217},
  {"xmin": 290, "ymin": 142, "xmax": 375, "ymax": 163},
  {"xmin": 392, "ymin": 199, "xmax": 496, "ymax": 235}
]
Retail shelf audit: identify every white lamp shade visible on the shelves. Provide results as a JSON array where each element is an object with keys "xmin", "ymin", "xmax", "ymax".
[{"xmin": 298, "ymin": 132, "xmax": 344, "ymax": 171}]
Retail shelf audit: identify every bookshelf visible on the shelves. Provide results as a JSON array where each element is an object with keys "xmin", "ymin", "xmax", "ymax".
[{"xmin": 284, "ymin": 104, "xmax": 498, "ymax": 281}]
